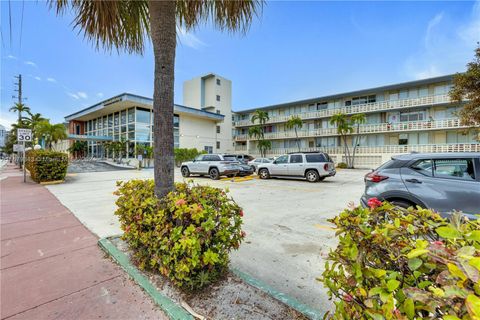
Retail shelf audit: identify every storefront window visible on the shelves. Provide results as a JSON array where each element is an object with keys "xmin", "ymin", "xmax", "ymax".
[
  {"xmin": 136, "ymin": 108, "xmax": 150, "ymax": 123},
  {"xmin": 128, "ymin": 108, "xmax": 135, "ymax": 123},
  {"xmin": 114, "ymin": 113, "xmax": 119, "ymax": 126},
  {"xmin": 121, "ymin": 110, "xmax": 126, "ymax": 125}
]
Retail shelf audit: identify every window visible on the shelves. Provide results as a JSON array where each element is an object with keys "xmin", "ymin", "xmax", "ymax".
[
  {"xmin": 216, "ymin": 141, "xmax": 220, "ymax": 149},
  {"xmin": 317, "ymin": 102, "xmax": 328, "ymax": 110},
  {"xmin": 205, "ymin": 155, "xmax": 221, "ymax": 161},
  {"xmin": 216, "ymin": 95, "xmax": 221, "ymax": 102},
  {"xmin": 289, "ymin": 155, "xmax": 303, "ymax": 163},
  {"xmin": 433, "ymin": 159, "xmax": 475, "ymax": 180},
  {"xmin": 399, "ymin": 134, "xmax": 408, "ymax": 145},
  {"xmin": 173, "ymin": 115, "xmax": 179, "ymax": 128},
  {"xmin": 195, "ymin": 155, "xmax": 205, "ymax": 161},
  {"xmin": 216, "ymin": 79, "xmax": 221, "ymax": 85},
  {"xmin": 216, "ymin": 126, "xmax": 221, "ymax": 134},
  {"xmin": 306, "ymin": 154, "xmax": 327, "ymax": 163},
  {"xmin": 275, "ymin": 155, "xmax": 288, "ymax": 164},
  {"xmin": 411, "ymin": 159, "xmax": 433, "ymax": 176},
  {"xmin": 75, "ymin": 125, "xmax": 80, "ymax": 135},
  {"xmin": 204, "ymin": 146, "xmax": 213, "ymax": 154},
  {"xmin": 216, "ymin": 110, "xmax": 221, "ymax": 114}
]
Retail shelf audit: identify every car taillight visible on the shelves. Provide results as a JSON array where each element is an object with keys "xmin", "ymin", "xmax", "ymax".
[
  {"xmin": 365, "ymin": 171, "xmax": 388, "ymax": 183},
  {"xmin": 324, "ymin": 163, "xmax": 329, "ymax": 171}
]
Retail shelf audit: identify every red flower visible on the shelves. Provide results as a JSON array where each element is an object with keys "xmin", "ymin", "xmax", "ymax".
[
  {"xmin": 175, "ymin": 199, "xmax": 187, "ymax": 206},
  {"xmin": 367, "ymin": 197, "xmax": 382, "ymax": 209},
  {"xmin": 343, "ymin": 294, "xmax": 353, "ymax": 302},
  {"xmin": 432, "ymin": 241, "xmax": 443, "ymax": 246},
  {"xmin": 241, "ymin": 231, "xmax": 246, "ymax": 238},
  {"xmin": 239, "ymin": 210, "xmax": 244, "ymax": 217},
  {"xmin": 125, "ymin": 225, "xmax": 131, "ymax": 233}
]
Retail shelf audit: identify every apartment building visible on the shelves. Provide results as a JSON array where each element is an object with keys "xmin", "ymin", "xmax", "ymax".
[
  {"xmin": 233, "ymin": 75, "xmax": 480, "ymax": 167},
  {"xmin": 64, "ymin": 73, "xmax": 233, "ymax": 158}
]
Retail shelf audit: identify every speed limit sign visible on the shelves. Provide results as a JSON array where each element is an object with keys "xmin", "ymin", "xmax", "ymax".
[{"xmin": 17, "ymin": 128, "xmax": 32, "ymax": 142}]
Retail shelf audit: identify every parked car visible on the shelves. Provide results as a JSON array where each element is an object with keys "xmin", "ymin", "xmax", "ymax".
[
  {"xmin": 180, "ymin": 154, "xmax": 240, "ymax": 180},
  {"xmin": 257, "ymin": 152, "xmax": 336, "ymax": 182},
  {"xmin": 235, "ymin": 154, "xmax": 255, "ymax": 164},
  {"xmin": 248, "ymin": 157, "xmax": 274, "ymax": 172},
  {"xmin": 360, "ymin": 152, "xmax": 480, "ymax": 219}
]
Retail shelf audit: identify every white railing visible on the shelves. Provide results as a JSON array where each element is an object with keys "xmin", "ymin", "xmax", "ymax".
[
  {"xmin": 235, "ymin": 118, "xmax": 467, "ymax": 141},
  {"xmin": 234, "ymin": 145, "xmax": 247, "ymax": 152},
  {"xmin": 234, "ymin": 94, "xmax": 452, "ymax": 127},
  {"xmin": 261, "ymin": 143, "xmax": 480, "ymax": 156}
]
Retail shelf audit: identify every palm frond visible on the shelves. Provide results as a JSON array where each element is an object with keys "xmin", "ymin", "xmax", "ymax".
[{"xmin": 49, "ymin": 0, "xmax": 149, "ymax": 54}]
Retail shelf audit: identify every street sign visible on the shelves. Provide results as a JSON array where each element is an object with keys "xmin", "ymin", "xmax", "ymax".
[
  {"xmin": 13, "ymin": 144, "xmax": 24, "ymax": 152},
  {"xmin": 17, "ymin": 128, "xmax": 32, "ymax": 142}
]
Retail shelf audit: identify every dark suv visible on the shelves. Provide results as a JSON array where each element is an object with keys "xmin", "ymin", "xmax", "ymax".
[{"xmin": 361, "ymin": 152, "xmax": 480, "ymax": 219}]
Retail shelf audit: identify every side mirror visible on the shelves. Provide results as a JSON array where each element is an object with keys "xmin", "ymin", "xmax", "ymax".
[{"xmin": 273, "ymin": 160, "xmax": 277, "ymax": 164}]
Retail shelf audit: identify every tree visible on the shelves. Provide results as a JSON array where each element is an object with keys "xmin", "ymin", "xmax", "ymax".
[
  {"xmin": 285, "ymin": 115, "xmax": 303, "ymax": 152},
  {"xmin": 330, "ymin": 113, "xmax": 353, "ymax": 167},
  {"xmin": 9, "ymin": 103, "xmax": 31, "ymax": 123},
  {"xmin": 51, "ymin": 1, "xmax": 263, "ymax": 199},
  {"xmin": 36, "ymin": 121, "xmax": 68, "ymax": 150},
  {"xmin": 68, "ymin": 140, "xmax": 88, "ymax": 158},
  {"xmin": 350, "ymin": 113, "xmax": 366, "ymax": 168},
  {"xmin": 249, "ymin": 109, "xmax": 271, "ymax": 157},
  {"xmin": 449, "ymin": 44, "xmax": 480, "ymax": 139},
  {"xmin": 251, "ymin": 109, "xmax": 269, "ymax": 126},
  {"xmin": 23, "ymin": 112, "xmax": 47, "ymax": 142}
]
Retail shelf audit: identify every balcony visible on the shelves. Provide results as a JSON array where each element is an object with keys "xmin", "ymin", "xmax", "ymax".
[
  {"xmin": 235, "ymin": 118, "xmax": 468, "ymax": 141},
  {"xmin": 234, "ymin": 94, "xmax": 452, "ymax": 127},
  {"xmin": 262, "ymin": 143, "xmax": 480, "ymax": 156}
]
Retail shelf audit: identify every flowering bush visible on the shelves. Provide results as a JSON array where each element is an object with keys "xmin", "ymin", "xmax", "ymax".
[
  {"xmin": 114, "ymin": 180, "xmax": 244, "ymax": 289},
  {"xmin": 320, "ymin": 199, "xmax": 480, "ymax": 319}
]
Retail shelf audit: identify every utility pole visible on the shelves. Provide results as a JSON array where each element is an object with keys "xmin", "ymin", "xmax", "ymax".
[{"xmin": 13, "ymin": 74, "xmax": 23, "ymax": 122}]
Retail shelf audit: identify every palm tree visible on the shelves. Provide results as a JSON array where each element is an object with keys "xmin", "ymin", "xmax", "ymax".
[
  {"xmin": 251, "ymin": 109, "xmax": 269, "ymax": 128},
  {"xmin": 285, "ymin": 115, "xmax": 303, "ymax": 152},
  {"xmin": 36, "ymin": 121, "xmax": 68, "ymax": 150},
  {"xmin": 350, "ymin": 113, "xmax": 366, "ymax": 168},
  {"xmin": 329, "ymin": 113, "xmax": 353, "ymax": 168},
  {"xmin": 23, "ymin": 112, "xmax": 47, "ymax": 142},
  {"xmin": 9, "ymin": 103, "xmax": 31, "ymax": 123},
  {"xmin": 51, "ymin": 1, "xmax": 263, "ymax": 198},
  {"xmin": 248, "ymin": 125, "xmax": 269, "ymax": 157}
]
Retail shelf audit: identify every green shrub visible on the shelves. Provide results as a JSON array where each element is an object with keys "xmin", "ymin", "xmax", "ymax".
[
  {"xmin": 114, "ymin": 180, "xmax": 245, "ymax": 289},
  {"xmin": 25, "ymin": 150, "xmax": 68, "ymax": 183},
  {"xmin": 174, "ymin": 148, "xmax": 206, "ymax": 167},
  {"xmin": 320, "ymin": 200, "xmax": 480, "ymax": 320},
  {"xmin": 336, "ymin": 162, "xmax": 348, "ymax": 169}
]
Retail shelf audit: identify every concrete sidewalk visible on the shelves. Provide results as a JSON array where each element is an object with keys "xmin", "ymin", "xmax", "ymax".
[{"xmin": 0, "ymin": 165, "xmax": 167, "ymax": 320}]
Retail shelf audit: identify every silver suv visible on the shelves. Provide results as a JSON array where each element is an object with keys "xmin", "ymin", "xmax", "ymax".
[
  {"xmin": 257, "ymin": 152, "xmax": 336, "ymax": 182},
  {"xmin": 180, "ymin": 154, "xmax": 240, "ymax": 180},
  {"xmin": 361, "ymin": 152, "xmax": 480, "ymax": 219}
]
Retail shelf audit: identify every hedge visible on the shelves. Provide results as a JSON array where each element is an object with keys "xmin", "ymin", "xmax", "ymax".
[{"xmin": 25, "ymin": 150, "xmax": 68, "ymax": 183}]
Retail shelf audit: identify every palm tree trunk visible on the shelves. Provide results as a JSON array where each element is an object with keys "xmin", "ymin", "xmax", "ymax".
[
  {"xmin": 149, "ymin": 0, "xmax": 176, "ymax": 199},
  {"xmin": 351, "ymin": 125, "xmax": 360, "ymax": 168},
  {"xmin": 295, "ymin": 127, "xmax": 300, "ymax": 151}
]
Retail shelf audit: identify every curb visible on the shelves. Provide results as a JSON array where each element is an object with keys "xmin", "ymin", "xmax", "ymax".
[
  {"xmin": 39, "ymin": 180, "xmax": 65, "ymax": 185},
  {"xmin": 98, "ymin": 238, "xmax": 194, "ymax": 320},
  {"xmin": 99, "ymin": 236, "xmax": 323, "ymax": 320}
]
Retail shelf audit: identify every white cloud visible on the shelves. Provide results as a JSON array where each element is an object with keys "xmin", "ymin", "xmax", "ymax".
[
  {"xmin": 67, "ymin": 92, "xmax": 80, "ymax": 100},
  {"xmin": 96, "ymin": 92, "xmax": 104, "ymax": 98},
  {"xmin": 34, "ymin": 76, "xmax": 42, "ymax": 81},
  {"xmin": 403, "ymin": 1, "xmax": 480, "ymax": 80},
  {"xmin": 0, "ymin": 112, "xmax": 18, "ymax": 130},
  {"xmin": 46, "ymin": 77, "xmax": 57, "ymax": 83},
  {"xmin": 177, "ymin": 27, "xmax": 207, "ymax": 50},
  {"xmin": 77, "ymin": 92, "xmax": 88, "ymax": 99},
  {"xmin": 6, "ymin": 55, "xmax": 17, "ymax": 60},
  {"xmin": 25, "ymin": 61, "xmax": 37, "ymax": 67}
]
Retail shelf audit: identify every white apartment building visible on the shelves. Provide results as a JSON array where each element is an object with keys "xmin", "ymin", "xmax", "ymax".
[{"xmin": 233, "ymin": 75, "xmax": 480, "ymax": 168}]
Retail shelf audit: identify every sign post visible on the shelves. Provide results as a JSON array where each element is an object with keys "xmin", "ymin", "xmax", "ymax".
[{"xmin": 17, "ymin": 128, "xmax": 32, "ymax": 183}]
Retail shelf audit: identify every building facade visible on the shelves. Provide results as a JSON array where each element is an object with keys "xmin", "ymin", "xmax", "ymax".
[
  {"xmin": 0, "ymin": 124, "xmax": 7, "ymax": 149},
  {"xmin": 64, "ymin": 74, "xmax": 233, "ymax": 158},
  {"xmin": 233, "ymin": 75, "xmax": 480, "ymax": 167}
]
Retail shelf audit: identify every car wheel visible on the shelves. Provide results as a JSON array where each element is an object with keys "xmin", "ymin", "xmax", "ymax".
[
  {"xmin": 209, "ymin": 168, "xmax": 220, "ymax": 180},
  {"xmin": 181, "ymin": 166, "xmax": 190, "ymax": 177},
  {"xmin": 391, "ymin": 200, "xmax": 414, "ymax": 209},
  {"xmin": 258, "ymin": 168, "xmax": 270, "ymax": 179},
  {"xmin": 305, "ymin": 170, "xmax": 319, "ymax": 182}
]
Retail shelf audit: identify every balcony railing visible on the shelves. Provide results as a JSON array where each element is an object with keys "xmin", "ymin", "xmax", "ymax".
[
  {"xmin": 234, "ymin": 118, "xmax": 467, "ymax": 141},
  {"xmin": 262, "ymin": 143, "xmax": 480, "ymax": 156},
  {"xmin": 234, "ymin": 94, "xmax": 452, "ymax": 127}
]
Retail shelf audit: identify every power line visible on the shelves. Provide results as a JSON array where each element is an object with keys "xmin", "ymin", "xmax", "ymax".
[
  {"xmin": 19, "ymin": 0, "xmax": 24, "ymax": 52},
  {"xmin": 8, "ymin": 0, "xmax": 12, "ymax": 48}
]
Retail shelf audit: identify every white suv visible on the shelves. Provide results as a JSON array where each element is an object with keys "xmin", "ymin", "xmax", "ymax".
[
  {"xmin": 257, "ymin": 152, "xmax": 336, "ymax": 182},
  {"xmin": 180, "ymin": 154, "xmax": 240, "ymax": 180}
]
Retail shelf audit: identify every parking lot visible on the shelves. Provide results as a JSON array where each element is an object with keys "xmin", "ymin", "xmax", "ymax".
[{"xmin": 46, "ymin": 167, "xmax": 369, "ymax": 314}]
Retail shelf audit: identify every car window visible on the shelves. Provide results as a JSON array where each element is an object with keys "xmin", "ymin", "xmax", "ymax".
[
  {"xmin": 290, "ymin": 155, "xmax": 303, "ymax": 163},
  {"xmin": 275, "ymin": 155, "xmax": 288, "ymax": 164},
  {"xmin": 195, "ymin": 155, "xmax": 205, "ymax": 161},
  {"xmin": 305, "ymin": 154, "xmax": 326, "ymax": 163},
  {"xmin": 254, "ymin": 159, "xmax": 261, "ymax": 163},
  {"xmin": 223, "ymin": 156, "xmax": 237, "ymax": 162},
  {"xmin": 433, "ymin": 158, "xmax": 475, "ymax": 180},
  {"xmin": 411, "ymin": 159, "xmax": 433, "ymax": 176},
  {"xmin": 205, "ymin": 155, "xmax": 221, "ymax": 161}
]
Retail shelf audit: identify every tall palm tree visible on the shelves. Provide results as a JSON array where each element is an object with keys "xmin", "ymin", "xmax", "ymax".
[
  {"xmin": 9, "ymin": 103, "xmax": 31, "ymax": 123},
  {"xmin": 51, "ymin": 1, "xmax": 263, "ymax": 198},
  {"xmin": 23, "ymin": 112, "xmax": 47, "ymax": 142},
  {"xmin": 329, "ymin": 113, "xmax": 353, "ymax": 167},
  {"xmin": 36, "ymin": 121, "xmax": 68, "ymax": 150},
  {"xmin": 350, "ymin": 113, "xmax": 366, "ymax": 168},
  {"xmin": 285, "ymin": 115, "xmax": 303, "ymax": 152},
  {"xmin": 251, "ymin": 109, "xmax": 269, "ymax": 128}
]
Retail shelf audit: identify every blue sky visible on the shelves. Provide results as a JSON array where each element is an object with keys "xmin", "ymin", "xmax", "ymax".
[{"xmin": 1, "ymin": 1, "xmax": 479, "ymax": 129}]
